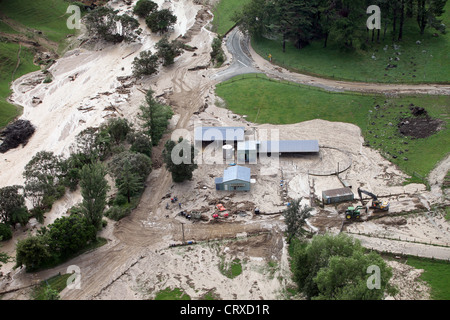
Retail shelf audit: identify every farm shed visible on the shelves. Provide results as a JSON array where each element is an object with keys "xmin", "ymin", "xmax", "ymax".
[
  {"xmin": 194, "ymin": 126, "xmax": 245, "ymax": 146},
  {"xmin": 215, "ymin": 165, "xmax": 251, "ymax": 191},
  {"xmin": 258, "ymin": 140, "xmax": 319, "ymax": 156},
  {"xmin": 322, "ymin": 187, "xmax": 354, "ymax": 204}
]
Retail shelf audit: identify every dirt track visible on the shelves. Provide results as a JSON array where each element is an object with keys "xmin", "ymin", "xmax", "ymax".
[{"xmin": 0, "ymin": 0, "xmax": 449, "ymax": 300}]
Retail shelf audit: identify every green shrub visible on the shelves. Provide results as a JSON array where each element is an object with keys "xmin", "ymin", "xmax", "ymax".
[
  {"xmin": 0, "ymin": 223, "xmax": 12, "ymax": 241},
  {"xmin": 104, "ymin": 206, "xmax": 131, "ymax": 221}
]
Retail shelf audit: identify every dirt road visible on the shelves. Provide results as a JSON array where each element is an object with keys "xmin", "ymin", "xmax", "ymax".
[{"xmin": 220, "ymin": 26, "xmax": 450, "ymax": 96}]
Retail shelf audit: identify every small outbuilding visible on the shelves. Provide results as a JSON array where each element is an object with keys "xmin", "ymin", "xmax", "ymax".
[
  {"xmin": 215, "ymin": 165, "xmax": 251, "ymax": 191},
  {"xmin": 322, "ymin": 187, "xmax": 354, "ymax": 204}
]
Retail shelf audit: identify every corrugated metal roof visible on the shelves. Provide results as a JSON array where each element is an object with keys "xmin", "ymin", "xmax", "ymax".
[
  {"xmin": 259, "ymin": 140, "xmax": 319, "ymax": 153},
  {"xmin": 194, "ymin": 127, "xmax": 245, "ymax": 142},
  {"xmin": 322, "ymin": 187, "xmax": 353, "ymax": 197},
  {"xmin": 237, "ymin": 140, "xmax": 257, "ymax": 151},
  {"xmin": 223, "ymin": 165, "xmax": 251, "ymax": 182}
]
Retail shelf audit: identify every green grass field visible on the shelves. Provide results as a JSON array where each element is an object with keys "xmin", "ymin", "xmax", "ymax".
[
  {"xmin": 215, "ymin": 74, "xmax": 450, "ymax": 179},
  {"xmin": 406, "ymin": 257, "xmax": 450, "ymax": 300},
  {"xmin": 211, "ymin": 0, "xmax": 251, "ymax": 36},
  {"xmin": 0, "ymin": 0, "xmax": 78, "ymax": 129},
  {"xmin": 0, "ymin": 0, "xmax": 77, "ymax": 45},
  {"xmin": 0, "ymin": 42, "xmax": 40, "ymax": 128},
  {"xmin": 250, "ymin": 3, "xmax": 450, "ymax": 84}
]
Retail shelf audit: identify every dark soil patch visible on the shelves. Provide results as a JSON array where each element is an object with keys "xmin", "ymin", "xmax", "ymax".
[
  {"xmin": 397, "ymin": 116, "xmax": 444, "ymax": 138},
  {"xmin": 397, "ymin": 105, "xmax": 444, "ymax": 139},
  {"xmin": 0, "ymin": 119, "xmax": 35, "ymax": 153}
]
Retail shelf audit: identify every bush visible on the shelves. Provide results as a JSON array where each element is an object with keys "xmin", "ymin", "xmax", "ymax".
[
  {"xmin": 133, "ymin": 0, "xmax": 158, "ymax": 18},
  {"xmin": 132, "ymin": 50, "xmax": 159, "ymax": 77},
  {"xmin": 0, "ymin": 223, "xmax": 12, "ymax": 241},
  {"xmin": 109, "ymin": 151, "xmax": 152, "ymax": 181},
  {"xmin": 129, "ymin": 131, "xmax": 152, "ymax": 157},
  {"xmin": 104, "ymin": 206, "xmax": 131, "ymax": 221},
  {"xmin": 145, "ymin": 9, "xmax": 177, "ymax": 34},
  {"xmin": 44, "ymin": 215, "xmax": 96, "ymax": 258},
  {"xmin": 15, "ymin": 235, "xmax": 51, "ymax": 271},
  {"xmin": 114, "ymin": 194, "xmax": 128, "ymax": 206}
]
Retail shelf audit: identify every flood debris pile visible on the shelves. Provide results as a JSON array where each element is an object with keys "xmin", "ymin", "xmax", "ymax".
[{"xmin": 0, "ymin": 119, "xmax": 35, "ymax": 153}]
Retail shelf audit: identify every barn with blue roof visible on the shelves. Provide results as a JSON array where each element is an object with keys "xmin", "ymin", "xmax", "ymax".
[{"xmin": 215, "ymin": 165, "xmax": 251, "ymax": 191}]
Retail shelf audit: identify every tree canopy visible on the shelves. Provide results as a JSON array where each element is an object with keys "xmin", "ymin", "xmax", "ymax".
[
  {"xmin": 290, "ymin": 233, "xmax": 393, "ymax": 300},
  {"xmin": 234, "ymin": 0, "xmax": 448, "ymax": 50}
]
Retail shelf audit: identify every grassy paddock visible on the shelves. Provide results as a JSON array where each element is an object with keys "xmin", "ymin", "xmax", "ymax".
[
  {"xmin": 0, "ymin": 42, "xmax": 40, "ymax": 128},
  {"xmin": 406, "ymin": 256, "xmax": 450, "ymax": 300},
  {"xmin": 0, "ymin": 0, "xmax": 79, "ymax": 129},
  {"xmin": 215, "ymin": 74, "xmax": 449, "ymax": 179},
  {"xmin": 211, "ymin": 0, "xmax": 251, "ymax": 37},
  {"xmin": 0, "ymin": 0, "xmax": 77, "ymax": 46},
  {"xmin": 250, "ymin": 3, "xmax": 450, "ymax": 84}
]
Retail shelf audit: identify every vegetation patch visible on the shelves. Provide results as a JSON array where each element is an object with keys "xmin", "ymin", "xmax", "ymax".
[
  {"xmin": 154, "ymin": 287, "xmax": 191, "ymax": 300},
  {"xmin": 220, "ymin": 257, "xmax": 243, "ymax": 279},
  {"xmin": 406, "ymin": 257, "xmax": 450, "ymax": 300},
  {"xmin": 31, "ymin": 273, "xmax": 71, "ymax": 300},
  {"xmin": 211, "ymin": 0, "xmax": 251, "ymax": 36}
]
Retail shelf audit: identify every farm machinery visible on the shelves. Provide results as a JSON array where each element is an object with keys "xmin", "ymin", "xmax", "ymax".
[{"xmin": 357, "ymin": 187, "xmax": 390, "ymax": 211}]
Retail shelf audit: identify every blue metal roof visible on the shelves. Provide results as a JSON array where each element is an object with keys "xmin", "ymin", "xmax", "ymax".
[
  {"xmin": 194, "ymin": 127, "xmax": 245, "ymax": 142},
  {"xmin": 259, "ymin": 140, "xmax": 319, "ymax": 153},
  {"xmin": 222, "ymin": 165, "xmax": 251, "ymax": 183}
]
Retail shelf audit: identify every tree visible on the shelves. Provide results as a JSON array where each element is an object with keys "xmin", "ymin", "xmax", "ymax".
[
  {"xmin": 163, "ymin": 138, "xmax": 198, "ymax": 183},
  {"xmin": 0, "ymin": 185, "xmax": 29, "ymax": 226},
  {"xmin": 416, "ymin": 0, "xmax": 447, "ymax": 34},
  {"xmin": 115, "ymin": 160, "xmax": 144, "ymax": 203},
  {"xmin": 233, "ymin": 0, "xmax": 270, "ymax": 37},
  {"xmin": 155, "ymin": 36, "xmax": 184, "ymax": 66},
  {"xmin": 15, "ymin": 235, "xmax": 51, "ymax": 271},
  {"xmin": 145, "ymin": 9, "xmax": 177, "ymax": 34},
  {"xmin": 129, "ymin": 131, "xmax": 153, "ymax": 157},
  {"xmin": 210, "ymin": 37, "xmax": 225, "ymax": 65},
  {"xmin": 74, "ymin": 127, "xmax": 111, "ymax": 163},
  {"xmin": 138, "ymin": 89, "xmax": 173, "ymax": 146},
  {"xmin": 108, "ymin": 151, "xmax": 152, "ymax": 182},
  {"xmin": 282, "ymin": 198, "xmax": 313, "ymax": 243},
  {"xmin": 85, "ymin": 7, "xmax": 141, "ymax": 43},
  {"xmin": 291, "ymin": 233, "xmax": 392, "ymax": 300},
  {"xmin": 105, "ymin": 117, "xmax": 133, "ymax": 145},
  {"xmin": 132, "ymin": 50, "xmax": 159, "ymax": 78},
  {"xmin": 79, "ymin": 162, "xmax": 110, "ymax": 230},
  {"xmin": 133, "ymin": 0, "xmax": 158, "ymax": 18},
  {"xmin": 42, "ymin": 214, "xmax": 96, "ymax": 258},
  {"xmin": 23, "ymin": 151, "xmax": 66, "ymax": 210}
]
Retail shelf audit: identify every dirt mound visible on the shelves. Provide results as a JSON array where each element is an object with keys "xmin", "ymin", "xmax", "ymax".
[{"xmin": 397, "ymin": 116, "xmax": 444, "ymax": 138}]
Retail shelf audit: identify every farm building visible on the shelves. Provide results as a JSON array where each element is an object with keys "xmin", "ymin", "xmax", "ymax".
[
  {"xmin": 258, "ymin": 140, "xmax": 319, "ymax": 156},
  {"xmin": 237, "ymin": 140, "xmax": 258, "ymax": 163},
  {"xmin": 322, "ymin": 187, "xmax": 354, "ymax": 204},
  {"xmin": 215, "ymin": 165, "xmax": 251, "ymax": 191},
  {"xmin": 194, "ymin": 126, "xmax": 245, "ymax": 146}
]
